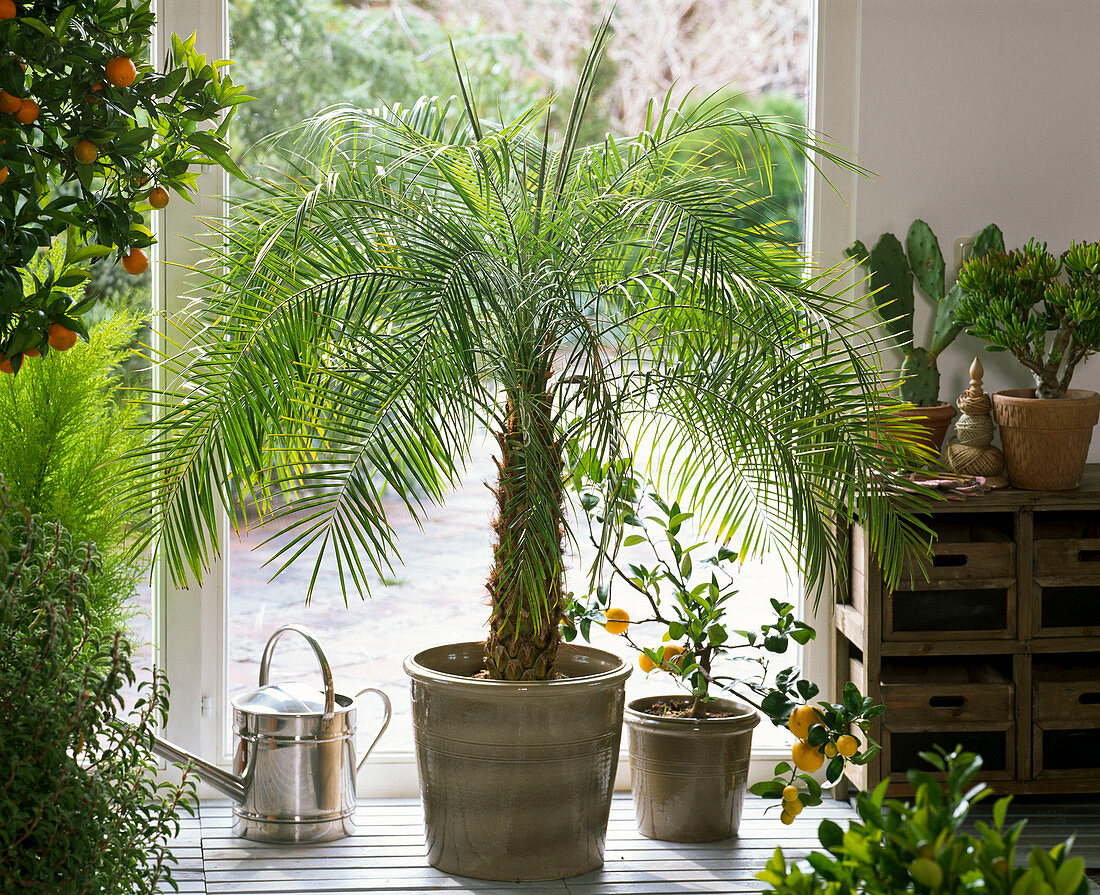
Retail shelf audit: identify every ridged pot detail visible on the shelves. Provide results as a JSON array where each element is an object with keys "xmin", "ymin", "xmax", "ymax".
[
  {"xmin": 896, "ymin": 401, "xmax": 957, "ymax": 456},
  {"xmin": 992, "ymin": 389, "xmax": 1100, "ymax": 490},
  {"xmin": 404, "ymin": 642, "xmax": 631, "ymax": 881},
  {"xmin": 625, "ymin": 695, "xmax": 759, "ymax": 842}
]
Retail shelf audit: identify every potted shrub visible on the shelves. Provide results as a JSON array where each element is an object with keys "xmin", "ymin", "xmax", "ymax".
[
  {"xmin": 955, "ymin": 238, "xmax": 1100, "ymax": 489},
  {"xmin": 0, "ymin": 482, "xmax": 194, "ymax": 894},
  {"xmin": 759, "ymin": 747, "xmax": 1089, "ymax": 895},
  {"xmin": 565, "ymin": 457, "xmax": 883, "ymax": 842},
  {"xmin": 847, "ymin": 221, "xmax": 1004, "ymax": 455},
  {"xmin": 132, "ymin": 22, "xmax": 932, "ymax": 882},
  {"xmin": 0, "ymin": 0, "xmax": 248, "ymax": 371}
]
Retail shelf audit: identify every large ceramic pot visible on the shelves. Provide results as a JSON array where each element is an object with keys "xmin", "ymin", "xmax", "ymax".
[
  {"xmin": 624, "ymin": 695, "xmax": 759, "ymax": 842},
  {"xmin": 404, "ymin": 642, "xmax": 631, "ymax": 881},
  {"xmin": 993, "ymin": 389, "xmax": 1100, "ymax": 490},
  {"xmin": 895, "ymin": 402, "xmax": 957, "ymax": 457}
]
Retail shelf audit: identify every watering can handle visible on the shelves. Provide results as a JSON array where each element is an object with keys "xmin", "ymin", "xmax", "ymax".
[
  {"xmin": 258, "ymin": 625, "xmax": 336, "ymax": 717},
  {"xmin": 354, "ymin": 688, "xmax": 392, "ymax": 772}
]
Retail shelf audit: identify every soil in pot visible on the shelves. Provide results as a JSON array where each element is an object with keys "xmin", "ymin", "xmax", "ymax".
[
  {"xmin": 993, "ymin": 389, "xmax": 1100, "ymax": 490},
  {"xmin": 405, "ymin": 642, "xmax": 631, "ymax": 881},
  {"xmin": 625, "ymin": 695, "xmax": 759, "ymax": 843}
]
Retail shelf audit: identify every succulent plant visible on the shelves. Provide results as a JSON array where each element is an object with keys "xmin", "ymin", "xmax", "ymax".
[
  {"xmin": 847, "ymin": 221, "xmax": 1004, "ymax": 406},
  {"xmin": 955, "ymin": 238, "xmax": 1100, "ymax": 399}
]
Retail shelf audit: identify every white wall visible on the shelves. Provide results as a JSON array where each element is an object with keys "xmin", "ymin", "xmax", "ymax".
[{"xmin": 810, "ymin": 0, "xmax": 1100, "ymax": 458}]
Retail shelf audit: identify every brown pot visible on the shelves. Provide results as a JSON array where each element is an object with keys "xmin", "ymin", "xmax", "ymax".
[
  {"xmin": 895, "ymin": 402, "xmax": 957, "ymax": 457},
  {"xmin": 404, "ymin": 642, "xmax": 630, "ymax": 881},
  {"xmin": 624, "ymin": 695, "xmax": 759, "ymax": 842},
  {"xmin": 992, "ymin": 389, "xmax": 1100, "ymax": 490}
]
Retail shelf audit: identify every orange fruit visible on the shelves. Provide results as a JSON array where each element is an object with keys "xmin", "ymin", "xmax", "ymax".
[
  {"xmin": 0, "ymin": 90, "xmax": 20, "ymax": 114},
  {"xmin": 782, "ymin": 784, "xmax": 799, "ymax": 802},
  {"xmin": 74, "ymin": 140, "xmax": 98, "ymax": 165},
  {"xmin": 792, "ymin": 741, "xmax": 825, "ymax": 773},
  {"xmin": 47, "ymin": 323, "xmax": 78, "ymax": 351},
  {"xmin": 659, "ymin": 644, "xmax": 686, "ymax": 671},
  {"xmin": 0, "ymin": 356, "xmax": 15, "ymax": 375},
  {"xmin": 824, "ymin": 742, "xmax": 838, "ymax": 758},
  {"xmin": 603, "ymin": 607, "xmax": 630, "ymax": 634},
  {"xmin": 787, "ymin": 704, "xmax": 824, "ymax": 740},
  {"xmin": 121, "ymin": 247, "xmax": 148, "ymax": 274},
  {"xmin": 0, "ymin": 166, "xmax": 7, "ymax": 185},
  {"xmin": 0, "ymin": 0, "xmax": 15, "ymax": 20},
  {"xmin": 105, "ymin": 56, "xmax": 138, "ymax": 88},
  {"xmin": 24, "ymin": 346, "xmax": 39, "ymax": 357},
  {"xmin": 638, "ymin": 652, "xmax": 657, "ymax": 673},
  {"xmin": 780, "ymin": 809, "xmax": 795, "ymax": 825},
  {"xmin": 14, "ymin": 98, "xmax": 38, "ymax": 124},
  {"xmin": 837, "ymin": 734, "xmax": 859, "ymax": 758},
  {"xmin": 148, "ymin": 186, "xmax": 170, "ymax": 209}
]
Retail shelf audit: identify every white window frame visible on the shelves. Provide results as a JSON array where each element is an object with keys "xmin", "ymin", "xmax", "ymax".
[{"xmin": 153, "ymin": 0, "xmax": 847, "ymax": 797}]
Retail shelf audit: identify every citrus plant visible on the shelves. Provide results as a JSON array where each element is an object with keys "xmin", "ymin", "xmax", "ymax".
[
  {"xmin": 0, "ymin": 0, "xmax": 250, "ymax": 371},
  {"xmin": 759, "ymin": 747, "xmax": 1089, "ymax": 895},
  {"xmin": 132, "ymin": 21, "xmax": 931, "ymax": 684},
  {"xmin": 565, "ymin": 454, "xmax": 883, "ymax": 820}
]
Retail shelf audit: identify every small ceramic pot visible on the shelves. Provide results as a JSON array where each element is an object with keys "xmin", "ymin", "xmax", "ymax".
[{"xmin": 625, "ymin": 695, "xmax": 759, "ymax": 842}]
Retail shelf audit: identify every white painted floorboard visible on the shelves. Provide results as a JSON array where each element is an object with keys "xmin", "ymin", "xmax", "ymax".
[{"xmin": 160, "ymin": 794, "xmax": 1100, "ymax": 894}]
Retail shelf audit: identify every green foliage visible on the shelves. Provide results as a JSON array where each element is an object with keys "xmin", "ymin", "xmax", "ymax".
[
  {"xmin": 675, "ymin": 89, "xmax": 808, "ymax": 244},
  {"xmin": 0, "ymin": 2, "xmax": 250, "ymax": 352},
  {"xmin": 0, "ymin": 313, "xmax": 146, "ymax": 635},
  {"xmin": 132, "ymin": 22, "xmax": 933, "ymax": 681},
  {"xmin": 758, "ymin": 747, "xmax": 1089, "ymax": 895},
  {"xmin": 847, "ymin": 222, "xmax": 1003, "ymax": 406},
  {"xmin": 955, "ymin": 238, "xmax": 1100, "ymax": 399},
  {"xmin": 566, "ymin": 455, "xmax": 883, "ymax": 808},
  {"xmin": 229, "ymin": 0, "xmax": 540, "ymax": 166},
  {"xmin": 0, "ymin": 482, "xmax": 194, "ymax": 894}
]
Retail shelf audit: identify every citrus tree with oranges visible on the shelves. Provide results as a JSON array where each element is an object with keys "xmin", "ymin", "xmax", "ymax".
[
  {"xmin": 564, "ymin": 455, "xmax": 884, "ymax": 820},
  {"xmin": 0, "ymin": 0, "xmax": 249, "ymax": 374}
]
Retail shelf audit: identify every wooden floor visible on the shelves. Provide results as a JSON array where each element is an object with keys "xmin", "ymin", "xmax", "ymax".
[{"xmin": 164, "ymin": 794, "xmax": 1100, "ymax": 894}]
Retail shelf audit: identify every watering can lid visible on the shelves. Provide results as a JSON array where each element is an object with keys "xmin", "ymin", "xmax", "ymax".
[{"xmin": 233, "ymin": 681, "xmax": 335, "ymax": 716}]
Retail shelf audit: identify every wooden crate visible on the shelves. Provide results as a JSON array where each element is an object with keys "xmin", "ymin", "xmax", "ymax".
[
  {"xmin": 878, "ymin": 660, "xmax": 1016, "ymax": 791},
  {"xmin": 884, "ymin": 581, "xmax": 1016, "ymax": 641},
  {"xmin": 1032, "ymin": 655, "xmax": 1100, "ymax": 783},
  {"xmin": 1034, "ymin": 511, "xmax": 1100, "ymax": 637}
]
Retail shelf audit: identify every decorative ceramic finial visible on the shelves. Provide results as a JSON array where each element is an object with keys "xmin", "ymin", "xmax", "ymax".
[{"xmin": 945, "ymin": 357, "xmax": 1007, "ymax": 486}]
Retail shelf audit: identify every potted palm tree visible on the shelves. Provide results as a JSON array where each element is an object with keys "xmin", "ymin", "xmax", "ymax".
[{"xmin": 132, "ymin": 22, "xmax": 931, "ymax": 882}]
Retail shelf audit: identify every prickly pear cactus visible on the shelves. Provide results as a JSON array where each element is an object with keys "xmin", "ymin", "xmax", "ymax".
[
  {"xmin": 900, "ymin": 347, "xmax": 939, "ymax": 406},
  {"xmin": 848, "ymin": 220, "xmax": 1003, "ymax": 407}
]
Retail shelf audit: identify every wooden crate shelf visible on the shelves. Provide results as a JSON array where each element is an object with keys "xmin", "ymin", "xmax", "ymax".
[{"xmin": 836, "ymin": 464, "xmax": 1100, "ymax": 797}]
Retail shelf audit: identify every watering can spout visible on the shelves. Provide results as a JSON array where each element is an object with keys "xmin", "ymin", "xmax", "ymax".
[{"xmin": 152, "ymin": 735, "xmax": 247, "ymax": 805}]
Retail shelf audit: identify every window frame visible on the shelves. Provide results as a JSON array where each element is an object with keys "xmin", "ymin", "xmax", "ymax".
[{"xmin": 155, "ymin": 0, "xmax": 837, "ymax": 797}]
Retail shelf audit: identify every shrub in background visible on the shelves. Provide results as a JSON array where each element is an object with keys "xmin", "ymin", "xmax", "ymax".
[
  {"xmin": 0, "ymin": 481, "xmax": 193, "ymax": 894},
  {"xmin": 0, "ymin": 312, "xmax": 146, "ymax": 635},
  {"xmin": 759, "ymin": 747, "xmax": 1089, "ymax": 895}
]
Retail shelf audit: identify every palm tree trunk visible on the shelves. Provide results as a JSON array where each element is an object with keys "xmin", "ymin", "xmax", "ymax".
[{"xmin": 484, "ymin": 387, "xmax": 565, "ymax": 681}]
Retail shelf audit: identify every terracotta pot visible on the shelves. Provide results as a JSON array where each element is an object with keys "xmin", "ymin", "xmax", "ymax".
[
  {"xmin": 895, "ymin": 402, "xmax": 957, "ymax": 457},
  {"xmin": 404, "ymin": 642, "xmax": 630, "ymax": 881},
  {"xmin": 624, "ymin": 695, "xmax": 759, "ymax": 842},
  {"xmin": 992, "ymin": 389, "xmax": 1100, "ymax": 490}
]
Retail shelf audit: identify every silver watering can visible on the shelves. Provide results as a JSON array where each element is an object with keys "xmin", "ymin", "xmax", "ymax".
[{"xmin": 152, "ymin": 624, "xmax": 391, "ymax": 843}]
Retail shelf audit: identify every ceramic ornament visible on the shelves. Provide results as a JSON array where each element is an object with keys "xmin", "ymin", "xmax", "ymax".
[{"xmin": 944, "ymin": 358, "xmax": 1008, "ymax": 487}]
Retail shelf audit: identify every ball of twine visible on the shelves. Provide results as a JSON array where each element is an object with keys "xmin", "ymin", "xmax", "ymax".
[
  {"xmin": 945, "ymin": 441, "xmax": 1004, "ymax": 477},
  {"xmin": 955, "ymin": 411, "xmax": 995, "ymax": 446},
  {"xmin": 956, "ymin": 391, "xmax": 992, "ymax": 415}
]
